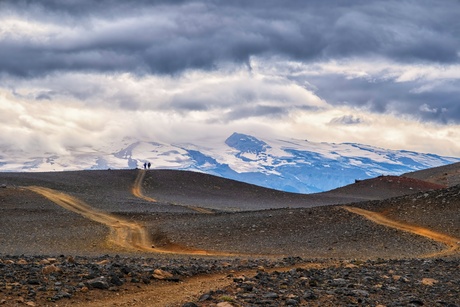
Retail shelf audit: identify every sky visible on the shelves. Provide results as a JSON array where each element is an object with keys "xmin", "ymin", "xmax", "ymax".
[{"xmin": 1, "ymin": 0, "xmax": 460, "ymax": 157}]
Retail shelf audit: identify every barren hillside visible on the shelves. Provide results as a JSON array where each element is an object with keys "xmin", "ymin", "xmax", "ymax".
[{"xmin": 0, "ymin": 168, "xmax": 458, "ymax": 306}]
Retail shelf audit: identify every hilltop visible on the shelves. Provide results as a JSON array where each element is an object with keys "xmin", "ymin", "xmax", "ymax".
[{"xmin": 403, "ymin": 161, "xmax": 460, "ymax": 187}]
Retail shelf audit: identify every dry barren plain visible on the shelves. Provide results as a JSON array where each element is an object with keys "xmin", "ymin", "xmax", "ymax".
[{"xmin": 1, "ymin": 168, "xmax": 459, "ymax": 306}]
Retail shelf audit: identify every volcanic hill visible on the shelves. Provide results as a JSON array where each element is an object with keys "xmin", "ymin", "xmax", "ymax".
[{"xmin": 0, "ymin": 165, "xmax": 459, "ymax": 306}]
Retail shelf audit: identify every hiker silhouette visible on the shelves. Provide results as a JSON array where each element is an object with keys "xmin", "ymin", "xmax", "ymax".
[{"xmin": 148, "ymin": 162, "xmax": 151, "ymax": 169}]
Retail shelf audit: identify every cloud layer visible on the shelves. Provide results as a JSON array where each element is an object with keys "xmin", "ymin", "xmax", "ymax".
[{"xmin": 1, "ymin": 0, "xmax": 459, "ymax": 157}]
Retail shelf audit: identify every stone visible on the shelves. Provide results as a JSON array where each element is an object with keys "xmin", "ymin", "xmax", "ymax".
[
  {"xmin": 217, "ymin": 302, "xmax": 234, "ymax": 307},
  {"xmin": 109, "ymin": 275, "xmax": 124, "ymax": 286},
  {"xmin": 351, "ymin": 290, "xmax": 369, "ymax": 297},
  {"xmin": 182, "ymin": 303, "xmax": 198, "ymax": 307},
  {"xmin": 80, "ymin": 286, "xmax": 89, "ymax": 293},
  {"xmin": 263, "ymin": 292, "xmax": 279, "ymax": 299},
  {"xmin": 233, "ymin": 275, "xmax": 246, "ymax": 282},
  {"xmin": 27, "ymin": 279, "xmax": 40, "ymax": 285},
  {"xmin": 303, "ymin": 289, "xmax": 317, "ymax": 300},
  {"xmin": 421, "ymin": 278, "xmax": 438, "ymax": 286},
  {"xmin": 152, "ymin": 269, "xmax": 174, "ymax": 280},
  {"xmin": 86, "ymin": 277, "xmax": 109, "ymax": 289},
  {"xmin": 286, "ymin": 299, "xmax": 299, "ymax": 306},
  {"xmin": 42, "ymin": 265, "xmax": 61, "ymax": 274},
  {"xmin": 39, "ymin": 259, "xmax": 50, "ymax": 265},
  {"xmin": 330, "ymin": 278, "xmax": 347, "ymax": 286},
  {"xmin": 199, "ymin": 293, "xmax": 212, "ymax": 301},
  {"xmin": 409, "ymin": 299, "xmax": 424, "ymax": 306},
  {"xmin": 47, "ymin": 258, "xmax": 57, "ymax": 264}
]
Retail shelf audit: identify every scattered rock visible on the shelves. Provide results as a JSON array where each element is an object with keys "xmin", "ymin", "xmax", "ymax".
[
  {"xmin": 351, "ymin": 289, "xmax": 369, "ymax": 297},
  {"xmin": 263, "ymin": 292, "xmax": 279, "ymax": 299},
  {"xmin": 86, "ymin": 277, "xmax": 109, "ymax": 290},
  {"xmin": 80, "ymin": 286, "xmax": 89, "ymax": 293},
  {"xmin": 42, "ymin": 264, "xmax": 61, "ymax": 275},
  {"xmin": 421, "ymin": 278, "xmax": 438, "ymax": 286},
  {"xmin": 17, "ymin": 259, "xmax": 28, "ymax": 265},
  {"xmin": 152, "ymin": 269, "xmax": 174, "ymax": 280},
  {"xmin": 0, "ymin": 255, "xmax": 458, "ymax": 306},
  {"xmin": 286, "ymin": 298, "xmax": 299, "ymax": 306}
]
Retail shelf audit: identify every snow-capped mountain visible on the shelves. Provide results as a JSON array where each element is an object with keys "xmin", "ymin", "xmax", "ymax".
[{"xmin": 1, "ymin": 132, "xmax": 459, "ymax": 193}]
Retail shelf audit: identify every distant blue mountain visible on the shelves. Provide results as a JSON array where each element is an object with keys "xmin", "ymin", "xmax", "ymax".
[{"xmin": 2, "ymin": 132, "xmax": 459, "ymax": 193}]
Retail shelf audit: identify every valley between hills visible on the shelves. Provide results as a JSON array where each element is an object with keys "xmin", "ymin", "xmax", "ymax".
[{"xmin": 0, "ymin": 163, "xmax": 459, "ymax": 306}]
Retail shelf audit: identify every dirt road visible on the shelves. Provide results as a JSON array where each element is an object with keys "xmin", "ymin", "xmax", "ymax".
[
  {"xmin": 342, "ymin": 206, "xmax": 460, "ymax": 257},
  {"xmin": 25, "ymin": 186, "xmax": 224, "ymax": 255},
  {"xmin": 73, "ymin": 262, "xmax": 327, "ymax": 307},
  {"xmin": 132, "ymin": 170, "xmax": 157, "ymax": 202},
  {"xmin": 132, "ymin": 170, "xmax": 214, "ymax": 214}
]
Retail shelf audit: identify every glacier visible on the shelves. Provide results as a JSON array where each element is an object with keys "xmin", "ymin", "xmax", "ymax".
[{"xmin": 1, "ymin": 132, "xmax": 458, "ymax": 193}]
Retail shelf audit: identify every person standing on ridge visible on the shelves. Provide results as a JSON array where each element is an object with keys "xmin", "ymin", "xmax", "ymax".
[
  {"xmin": 143, "ymin": 162, "xmax": 147, "ymax": 169},
  {"xmin": 148, "ymin": 162, "xmax": 151, "ymax": 169}
]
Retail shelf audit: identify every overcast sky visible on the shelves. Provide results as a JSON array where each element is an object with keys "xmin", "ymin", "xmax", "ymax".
[{"xmin": 1, "ymin": 0, "xmax": 460, "ymax": 157}]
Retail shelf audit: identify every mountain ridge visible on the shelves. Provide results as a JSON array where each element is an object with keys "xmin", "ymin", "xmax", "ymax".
[{"xmin": 1, "ymin": 132, "xmax": 458, "ymax": 193}]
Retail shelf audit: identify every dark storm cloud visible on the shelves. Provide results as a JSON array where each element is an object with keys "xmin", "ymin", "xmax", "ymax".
[
  {"xmin": 1, "ymin": 0, "xmax": 459, "ymax": 77},
  {"xmin": 223, "ymin": 105, "xmax": 288, "ymax": 122},
  {"xmin": 312, "ymin": 74, "xmax": 460, "ymax": 124}
]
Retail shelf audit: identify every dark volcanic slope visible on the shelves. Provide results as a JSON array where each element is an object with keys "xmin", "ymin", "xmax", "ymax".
[
  {"xmin": 352, "ymin": 184, "xmax": 460, "ymax": 239},
  {"xmin": 0, "ymin": 169, "xmax": 455, "ymax": 258},
  {"xmin": 324, "ymin": 175, "xmax": 445, "ymax": 200},
  {"xmin": 140, "ymin": 205, "xmax": 444, "ymax": 258},
  {"xmin": 0, "ymin": 169, "xmax": 444, "ymax": 212},
  {"xmin": 403, "ymin": 161, "xmax": 460, "ymax": 187},
  {"xmin": 0, "ymin": 188, "xmax": 109, "ymax": 255},
  {"xmin": 0, "ymin": 170, "xmax": 192, "ymax": 213},
  {"xmin": 141, "ymin": 170, "xmax": 443, "ymax": 211}
]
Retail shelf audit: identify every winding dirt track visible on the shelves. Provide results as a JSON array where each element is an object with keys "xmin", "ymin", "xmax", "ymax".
[
  {"xmin": 25, "ymin": 186, "xmax": 227, "ymax": 256},
  {"xmin": 342, "ymin": 206, "xmax": 460, "ymax": 257},
  {"xmin": 132, "ymin": 170, "xmax": 157, "ymax": 202},
  {"xmin": 132, "ymin": 170, "xmax": 214, "ymax": 214},
  {"xmin": 74, "ymin": 262, "xmax": 328, "ymax": 307}
]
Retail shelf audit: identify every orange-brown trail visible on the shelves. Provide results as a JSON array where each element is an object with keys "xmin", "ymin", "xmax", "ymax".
[
  {"xmin": 25, "ymin": 186, "xmax": 227, "ymax": 255},
  {"xmin": 131, "ymin": 170, "xmax": 215, "ymax": 214},
  {"xmin": 342, "ymin": 206, "xmax": 459, "ymax": 257},
  {"xmin": 132, "ymin": 170, "xmax": 157, "ymax": 202}
]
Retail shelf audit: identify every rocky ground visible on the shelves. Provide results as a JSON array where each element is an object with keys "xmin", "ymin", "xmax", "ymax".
[
  {"xmin": 185, "ymin": 258, "xmax": 460, "ymax": 307},
  {"xmin": 1, "ymin": 169, "xmax": 459, "ymax": 306},
  {"xmin": 0, "ymin": 254, "xmax": 305, "ymax": 306},
  {"xmin": 1, "ymin": 255, "xmax": 458, "ymax": 307}
]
